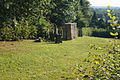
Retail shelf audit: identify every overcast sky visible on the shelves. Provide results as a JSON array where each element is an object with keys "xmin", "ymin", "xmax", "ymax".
[{"xmin": 88, "ymin": 0, "xmax": 120, "ymax": 7}]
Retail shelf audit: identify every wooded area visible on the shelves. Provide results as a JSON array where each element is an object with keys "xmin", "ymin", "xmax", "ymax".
[
  {"xmin": 0, "ymin": 0, "xmax": 92, "ymax": 41},
  {"xmin": 1, "ymin": 0, "xmax": 120, "ymax": 41}
]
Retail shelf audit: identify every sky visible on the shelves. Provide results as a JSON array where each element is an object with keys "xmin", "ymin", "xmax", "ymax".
[{"xmin": 88, "ymin": 0, "xmax": 120, "ymax": 7}]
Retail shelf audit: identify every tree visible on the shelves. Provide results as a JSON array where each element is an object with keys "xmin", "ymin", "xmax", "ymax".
[
  {"xmin": 89, "ymin": 11, "xmax": 99, "ymax": 27},
  {"xmin": 0, "ymin": 0, "xmax": 92, "ymax": 41},
  {"xmin": 98, "ymin": 18, "xmax": 108, "ymax": 29}
]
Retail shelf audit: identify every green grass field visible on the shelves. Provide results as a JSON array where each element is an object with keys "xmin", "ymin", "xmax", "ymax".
[{"xmin": 0, "ymin": 37, "xmax": 113, "ymax": 80}]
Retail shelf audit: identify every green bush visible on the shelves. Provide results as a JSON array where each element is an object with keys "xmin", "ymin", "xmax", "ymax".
[
  {"xmin": 0, "ymin": 26, "xmax": 14, "ymax": 41},
  {"xmin": 72, "ymin": 40, "xmax": 120, "ymax": 80},
  {"xmin": 0, "ymin": 25, "xmax": 37, "ymax": 41},
  {"xmin": 29, "ymin": 25, "xmax": 37, "ymax": 39},
  {"xmin": 0, "ymin": 21, "xmax": 54, "ymax": 41},
  {"xmin": 82, "ymin": 27, "xmax": 93, "ymax": 36},
  {"xmin": 82, "ymin": 27, "xmax": 120, "ymax": 38},
  {"xmin": 14, "ymin": 25, "xmax": 37, "ymax": 40},
  {"xmin": 37, "ymin": 18, "xmax": 53, "ymax": 39}
]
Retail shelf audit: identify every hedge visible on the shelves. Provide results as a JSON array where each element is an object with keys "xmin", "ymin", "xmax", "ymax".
[
  {"xmin": 0, "ymin": 25, "xmax": 37, "ymax": 41},
  {"xmin": 82, "ymin": 27, "xmax": 120, "ymax": 38}
]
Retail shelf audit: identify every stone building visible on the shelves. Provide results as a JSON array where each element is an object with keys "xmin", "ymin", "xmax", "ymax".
[{"xmin": 62, "ymin": 23, "xmax": 77, "ymax": 40}]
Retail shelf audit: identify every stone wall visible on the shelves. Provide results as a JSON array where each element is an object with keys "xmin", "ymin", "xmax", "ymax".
[{"xmin": 63, "ymin": 23, "xmax": 77, "ymax": 40}]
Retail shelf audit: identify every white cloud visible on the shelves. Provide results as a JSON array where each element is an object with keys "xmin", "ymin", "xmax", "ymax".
[{"xmin": 88, "ymin": 0, "xmax": 120, "ymax": 7}]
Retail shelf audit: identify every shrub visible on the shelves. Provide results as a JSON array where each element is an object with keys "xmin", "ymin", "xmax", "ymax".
[
  {"xmin": 37, "ymin": 18, "xmax": 53, "ymax": 39},
  {"xmin": 29, "ymin": 25, "xmax": 37, "ymax": 39},
  {"xmin": 92, "ymin": 28, "xmax": 110, "ymax": 38},
  {"xmin": 0, "ymin": 25, "xmax": 37, "ymax": 41},
  {"xmin": 0, "ymin": 26, "xmax": 14, "ymax": 41},
  {"xmin": 72, "ymin": 40, "xmax": 120, "ymax": 80},
  {"xmin": 82, "ymin": 27, "xmax": 120, "ymax": 38},
  {"xmin": 82, "ymin": 27, "xmax": 93, "ymax": 36}
]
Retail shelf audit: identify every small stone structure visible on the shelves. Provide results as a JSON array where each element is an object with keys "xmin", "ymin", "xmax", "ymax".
[{"xmin": 63, "ymin": 23, "xmax": 77, "ymax": 40}]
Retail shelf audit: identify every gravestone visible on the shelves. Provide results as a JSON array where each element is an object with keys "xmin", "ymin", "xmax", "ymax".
[{"xmin": 63, "ymin": 23, "xmax": 77, "ymax": 40}]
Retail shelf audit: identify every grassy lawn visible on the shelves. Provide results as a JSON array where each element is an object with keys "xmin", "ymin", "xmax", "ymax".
[{"xmin": 0, "ymin": 37, "xmax": 112, "ymax": 80}]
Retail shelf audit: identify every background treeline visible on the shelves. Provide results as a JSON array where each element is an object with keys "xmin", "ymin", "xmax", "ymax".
[
  {"xmin": 0, "ymin": 0, "xmax": 92, "ymax": 41},
  {"xmin": 82, "ymin": 6, "xmax": 120, "ymax": 39},
  {"xmin": 91, "ymin": 7, "xmax": 120, "ymax": 25}
]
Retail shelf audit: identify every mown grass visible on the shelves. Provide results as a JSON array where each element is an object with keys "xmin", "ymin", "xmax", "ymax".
[{"xmin": 0, "ymin": 37, "xmax": 112, "ymax": 80}]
